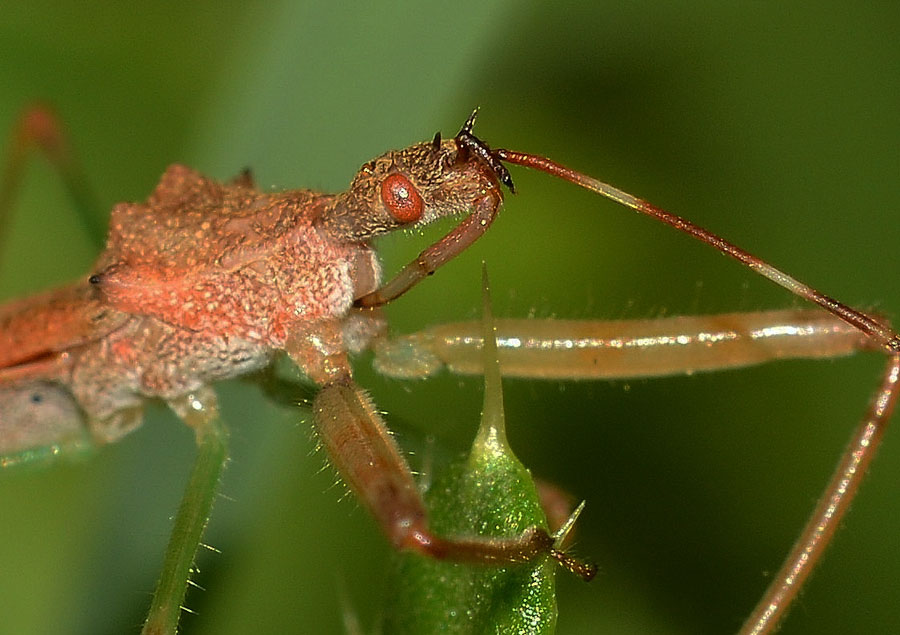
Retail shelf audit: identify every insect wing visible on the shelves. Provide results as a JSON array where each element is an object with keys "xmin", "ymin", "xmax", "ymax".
[{"xmin": 0, "ymin": 283, "xmax": 128, "ymax": 374}]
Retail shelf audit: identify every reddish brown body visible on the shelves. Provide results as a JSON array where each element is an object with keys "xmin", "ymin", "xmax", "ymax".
[
  {"xmin": 0, "ymin": 116, "xmax": 591, "ymax": 617},
  {"xmin": 0, "ymin": 121, "xmax": 503, "ymax": 462},
  {"xmin": 94, "ymin": 165, "xmax": 379, "ymax": 342},
  {"xmin": 2, "ymin": 109, "xmax": 896, "ymax": 635},
  {"xmin": 0, "ymin": 163, "xmax": 385, "ymax": 443}
]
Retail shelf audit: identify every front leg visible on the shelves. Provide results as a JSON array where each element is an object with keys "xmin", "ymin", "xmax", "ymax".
[
  {"xmin": 314, "ymin": 381, "xmax": 554, "ymax": 565},
  {"xmin": 285, "ymin": 319, "xmax": 590, "ymax": 576}
]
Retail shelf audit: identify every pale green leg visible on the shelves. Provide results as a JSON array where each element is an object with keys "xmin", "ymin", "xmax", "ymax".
[{"xmin": 142, "ymin": 390, "xmax": 228, "ymax": 635}]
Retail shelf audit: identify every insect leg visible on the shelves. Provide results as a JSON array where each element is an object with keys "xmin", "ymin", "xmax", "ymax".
[
  {"xmin": 141, "ymin": 387, "xmax": 228, "ymax": 635},
  {"xmin": 740, "ymin": 352, "xmax": 900, "ymax": 634},
  {"xmin": 313, "ymin": 377, "xmax": 593, "ymax": 576},
  {"xmin": 373, "ymin": 309, "xmax": 873, "ymax": 381}
]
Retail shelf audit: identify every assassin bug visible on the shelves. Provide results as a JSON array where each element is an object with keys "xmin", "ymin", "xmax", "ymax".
[{"xmin": 0, "ymin": 106, "xmax": 896, "ymax": 634}]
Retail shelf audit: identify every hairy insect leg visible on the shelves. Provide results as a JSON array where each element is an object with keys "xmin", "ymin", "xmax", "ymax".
[
  {"xmin": 374, "ymin": 309, "xmax": 873, "ymax": 381},
  {"xmin": 312, "ymin": 380, "xmax": 592, "ymax": 578},
  {"xmin": 0, "ymin": 103, "xmax": 104, "ymax": 256},
  {"xmin": 741, "ymin": 352, "xmax": 900, "ymax": 634},
  {"xmin": 142, "ymin": 387, "xmax": 228, "ymax": 635}
]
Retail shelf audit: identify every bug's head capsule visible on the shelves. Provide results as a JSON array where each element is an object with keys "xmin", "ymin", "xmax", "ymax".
[{"xmin": 319, "ymin": 116, "xmax": 509, "ymax": 242}]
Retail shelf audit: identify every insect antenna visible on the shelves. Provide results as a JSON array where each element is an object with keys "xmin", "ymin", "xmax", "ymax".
[
  {"xmin": 494, "ymin": 148, "xmax": 897, "ymax": 350},
  {"xmin": 455, "ymin": 109, "xmax": 515, "ymax": 193}
]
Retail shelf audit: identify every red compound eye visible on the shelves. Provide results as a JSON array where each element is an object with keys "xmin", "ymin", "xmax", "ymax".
[{"xmin": 380, "ymin": 173, "xmax": 423, "ymax": 224}]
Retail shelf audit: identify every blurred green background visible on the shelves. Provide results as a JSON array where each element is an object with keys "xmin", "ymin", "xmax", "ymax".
[{"xmin": 0, "ymin": 2, "xmax": 898, "ymax": 633}]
